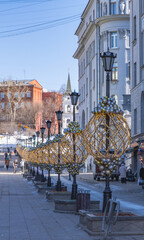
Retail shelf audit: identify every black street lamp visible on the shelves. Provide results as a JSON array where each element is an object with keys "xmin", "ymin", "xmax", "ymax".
[
  {"xmin": 46, "ymin": 120, "xmax": 52, "ymax": 187},
  {"xmin": 70, "ymin": 90, "xmax": 80, "ymax": 199},
  {"xmin": 40, "ymin": 127, "xmax": 45, "ymax": 181},
  {"xmin": 36, "ymin": 131, "xmax": 40, "ymax": 146},
  {"xmin": 46, "ymin": 120, "xmax": 51, "ymax": 140},
  {"xmin": 100, "ymin": 49, "xmax": 117, "ymax": 211},
  {"xmin": 55, "ymin": 110, "xmax": 63, "ymax": 191},
  {"xmin": 40, "ymin": 127, "xmax": 45, "ymax": 144},
  {"xmin": 32, "ymin": 135, "xmax": 36, "ymax": 147}
]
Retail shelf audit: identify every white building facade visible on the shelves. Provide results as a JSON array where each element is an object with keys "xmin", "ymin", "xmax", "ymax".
[
  {"xmin": 130, "ymin": 0, "xmax": 144, "ymax": 175},
  {"xmin": 74, "ymin": 0, "xmax": 131, "ymax": 172}
]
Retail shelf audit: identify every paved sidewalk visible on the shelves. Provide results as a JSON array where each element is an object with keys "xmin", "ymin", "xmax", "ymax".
[{"xmin": 0, "ymin": 166, "xmax": 144, "ymax": 240}]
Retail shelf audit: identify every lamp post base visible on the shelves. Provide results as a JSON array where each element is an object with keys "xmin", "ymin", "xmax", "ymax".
[
  {"xmin": 56, "ymin": 180, "xmax": 61, "ymax": 191},
  {"xmin": 71, "ymin": 175, "xmax": 77, "ymax": 199},
  {"xmin": 71, "ymin": 183, "xmax": 77, "ymax": 199},
  {"xmin": 103, "ymin": 176, "xmax": 112, "ymax": 212},
  {"xmin": 56, "ymin": 173, "xmax": 61, "ymax": 191},
  {"xmin": 47, "ymin": 176, "xmax": 51, "ymax": 187}
]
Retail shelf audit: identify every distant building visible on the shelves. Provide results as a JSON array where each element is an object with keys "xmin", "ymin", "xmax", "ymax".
[
  {"xmin": 42, "ymin": 91, "xmax": 63, "ymax": 135},
  {"xmin": 130, "ymin": 0, "xmax": 144, "ymax": 175},
  {"xmin": 0, "ymin": 79, "xmax": 42, "ymax": 131},
  {"xmin": 73, "ymin": 0, "xmax": 131, "ymax": 172}
]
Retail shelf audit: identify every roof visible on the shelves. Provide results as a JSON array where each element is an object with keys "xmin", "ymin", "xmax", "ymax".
[{"xmin": 65, "ymin": 73, "xmax": 72, "ymax": 95}]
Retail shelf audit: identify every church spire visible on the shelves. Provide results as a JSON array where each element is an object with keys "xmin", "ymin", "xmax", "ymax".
[{"xmin": 65, "ymin": 73, "xmax": 72, "ymax": 95}]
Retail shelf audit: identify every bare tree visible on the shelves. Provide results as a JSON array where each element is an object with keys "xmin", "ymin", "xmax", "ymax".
[{"xmin": 0, "ymin": 80, "xmax": 29, "ymax": 122}]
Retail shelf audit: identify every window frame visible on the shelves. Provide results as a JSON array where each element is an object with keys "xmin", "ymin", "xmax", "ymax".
[{"xmin": 110, "ymin": 32, "xmax": 118, "ymax": 48}]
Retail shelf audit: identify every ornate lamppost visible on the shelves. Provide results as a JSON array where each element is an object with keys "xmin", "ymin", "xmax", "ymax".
[
  {"xmin": 40, "ymin": 127, "xmax": 45, "ymax": 144},
  {"xmin": 46, "ymin": 120, "xmax": 51, "ymax": 140},
  {"xmin": 55, "ymin": 110, "xmax": 63, "ymax": 191},
  {"xmin": 70, "ymin": 90, "xmax": 80, "ymax": 199},
  {"xmin": 36, "ymin": 131, "xmax": 40, "ymax": 146},
  {"xmin": 46, "ymin": 120, "xmax": 52, "ymax": 186},
  {"xmin": 100, "ymin": 49, "xmax": 116, "ymax": 210},
  {"xmin": 40, "ymin": 127, "xmax": 45, "ymax": 181},
  {"xmin": 32, "ymin": 134, "xmax": 36, "ymax": 147}
]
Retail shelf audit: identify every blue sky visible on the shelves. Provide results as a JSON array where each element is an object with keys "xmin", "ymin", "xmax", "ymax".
[{"xmin": 0, "ymin": 0, "xmax": 88, "ymax": 92}]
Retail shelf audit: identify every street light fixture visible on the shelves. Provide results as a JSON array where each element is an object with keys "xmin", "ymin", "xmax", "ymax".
[
  {"xmin": 32, "ymin": 134, "xmax": 36, "ymax": 147},
  {"xmin": 46, "ymin": 120, "xmax": 51, "ymax": 140},
  {"xmin": 36, "ymin": 131, "xmax": 40, "ymax": 146},
  {"xmin": 100, "ymin": 49, "xmax": 117, "ymax": 211},
  {"xmin": 55, "ymin": 109, "xmax": 63, "ymax": 191},
  {"xmin": 46, "ymin": 120, "xmax": 52, "ymax": 187},
  {"xmin": 70, "ymin": 90, "xmax": 80, "ymax": 199},
  {"xmin": 40, "ymin": 127, "xmax": 45, "ymax": 143}
]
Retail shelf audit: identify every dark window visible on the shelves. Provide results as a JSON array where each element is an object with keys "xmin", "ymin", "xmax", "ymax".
[
  {"xmin": 134, "ymin": 62, "xmax": 137, "ymax": 87},
  {"xmin": 122, "ymin": 94, "xmax": 131, "ymax": 111},
  {"xmin": 134, "ymin": 16, "xmax": 136, "ymax": 40},
  {"xmin": 134, "ymin": 108, "xmax": 137, "ymax": 135},
  {"xmin": 110, "ymin": 0, "xmax": 116, "ymax": 15},
  {"xmin": 112, "ymin": 62, "xmax": 118, "ymax": 81}
]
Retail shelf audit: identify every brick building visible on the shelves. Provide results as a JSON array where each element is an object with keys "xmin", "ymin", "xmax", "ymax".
[
  {"xmin": 0, "ymin": 79, "xmax": 43, "ymax": 131},
  {"xmin": 42, "ymin": 91, "xmax": 63, "ymax": 136}
]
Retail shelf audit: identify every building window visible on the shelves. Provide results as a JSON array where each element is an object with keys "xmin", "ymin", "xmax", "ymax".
[
  {"xmin": 8, "ymin": 92, "xmax": 11, "ymax": 98},
  {"xmin": 134, "ymin": 62, "xmax": 137, "ymax": 87},
  {"xmin": 1, "ymin": 103, "xmax": 4, "ymax": 109},
  {"xmin": 110, "ymin": 32, "xmax": 117, "ymax": 48},
  {"xmin": 66, "ymin": 119, "xmax": 70, "ymax": 124},
  {"xmin": 89, "ymin": 15, "xmax": 92, "ymax": 22},
  {"xmin": 133, "ymin": 16, "xmax": 136, "ymax": 41},
  {"xmin": 93, "ymin": 69, "xmax": 95, "ymax": 87},
  {"xmin": 27, "ymin": 91, "xmax": 31, "ymax": 98},
  {"xmin": 112, "ymin": 62, "xmax": 118, "ymax": 81},
  {"xmin": 110, "ymin": 0, "xmax": 116, "ymax": 15},
  {"xmin": 21, "ymin": 92, "xmax": 25, "ymax": 98},
  {"xmin": 15, "ymin": 92, "xmax": 19, "ymax": 98},
  {"xmin": 67, "ymin": 105, "xmax": 71, "ymax": 112},
  {"xmin": 86, "ymin": 78, "xmax": 88, "ymax": 95},
  {"xmin": 7, "ymin": 102, "xmax": 11, "ymax": 108},
  {"xmin": 101, "ymin": 3, "xmax": 103, "ymax": 16},
  {"xmin": 1, "ymin": 93, "xmax": 4, "ymax": 99},
  {"xmin": 126, "ymin": 62, "xmax": 130, "ymax": 81},
  {"xmin": 134, "ymin": 108, "xmax": 137, "ymax": 135},
  {"xmin": 122, "ymin": 94, "xmax": 131, "ymax": 111}
]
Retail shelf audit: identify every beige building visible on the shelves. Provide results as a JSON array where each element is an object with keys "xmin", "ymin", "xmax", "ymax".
[{"xmin": 130, "ymin": 0, "xmax": 144, "ymax": 175}]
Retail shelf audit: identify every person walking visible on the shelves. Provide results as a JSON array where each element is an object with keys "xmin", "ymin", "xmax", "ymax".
[
  {"xmin": 13, "ymin": 159, "xmax": 18, "ymax": 173},
  {"xmin": 119, "ymin": 163, "xmax": 127, "ymax": 183},
  {"xmin": 139, "ymin": 165, "xmax": 144, "ymax": 185},
  {"xmin": 5, "ymin": 155, "xmax": 10, "ymax": 170}
]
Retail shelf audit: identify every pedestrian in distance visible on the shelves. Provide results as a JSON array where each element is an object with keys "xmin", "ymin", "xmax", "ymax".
[
  {"xmin": 13, "ymin": 159, "xmax": 18, "ymax": 173},
  {"xmin": 119, "ymin": 162, "xmax": 127, "ymax": 184},
  {"xmin": 5, "ymin": 155, "xmax": 10, "ymax": 170},
  {"xmin": 139, "ymin": 165, "xmax": 144, "ymax": 185}
]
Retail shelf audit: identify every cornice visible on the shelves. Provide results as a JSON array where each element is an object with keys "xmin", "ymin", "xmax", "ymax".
[
  {"xmin": 75, "ymin": 0, "xmax": 94, "ymax": 36},
  {"xmin": 74, "ymin": 14, "xmax": 130, "ymax": 59},
  {"xmin": 94, "ymin": 14, "xmax": 130, "ymax": 26}
]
